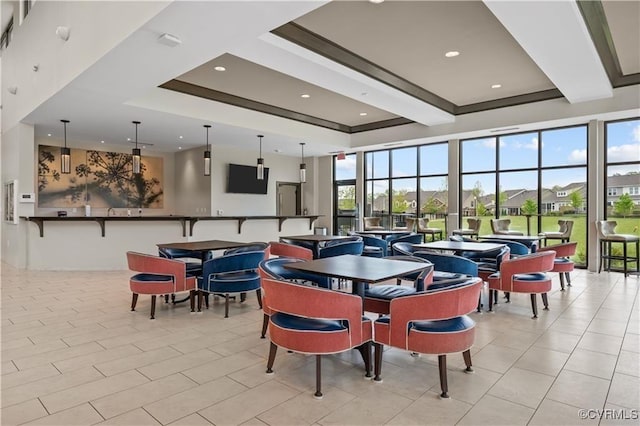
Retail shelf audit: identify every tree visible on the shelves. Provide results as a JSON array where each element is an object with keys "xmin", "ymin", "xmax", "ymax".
[
  {"xmin": 392, "ymin": 189, "xmax": 409, "ymax": 213},
  {"xmin": 614, "ymin": 193, "xmax": 634, "ymax": 217},
  {"xmin": 521, "ymin": 199, "xmax": 537, "ymax": 215},
  {"xmin": 569, "ymin": 191, "xmax": 583, "ymax": 212},
  {"xmin": 338, "ymin": 186, "xmax": 356, "ymax": 211},
  {"xmin": 471, "ymin": 181, "xmax": 483, "ymax": 215}
]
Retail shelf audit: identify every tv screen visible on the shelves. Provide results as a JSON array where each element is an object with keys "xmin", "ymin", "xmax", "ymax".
[{"xmin": 227, "ymin": 163, "xmax": 269, "ymax": 194}]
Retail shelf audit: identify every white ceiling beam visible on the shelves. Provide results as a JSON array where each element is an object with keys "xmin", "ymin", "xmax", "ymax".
[{"xmin": 484, "ymin": 0, "xmax": 612, "ymax": 103}]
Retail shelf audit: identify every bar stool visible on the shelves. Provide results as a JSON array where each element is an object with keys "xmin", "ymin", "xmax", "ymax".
[{"xmin": 596, "ymin": 220, "xmax": 639, "ymax": 277}]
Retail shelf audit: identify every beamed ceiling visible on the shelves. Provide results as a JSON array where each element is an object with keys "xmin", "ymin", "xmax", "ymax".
[{"xmin": 164, "ymin": 0, "xmax": 640, "ymax": 134}]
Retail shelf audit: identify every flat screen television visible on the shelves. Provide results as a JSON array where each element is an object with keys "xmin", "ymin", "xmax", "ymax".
[{"xmin": 227, "ymin": 163, "xmax": 269, "ymax": 194}]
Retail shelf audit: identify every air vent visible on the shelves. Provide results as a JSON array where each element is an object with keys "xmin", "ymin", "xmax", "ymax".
[
  {"xmin": 490, "ymin": 127, "xmax": 519, "ymax": 133},
  {"xmin": 383, "ymin": 142, "xmax": 404, "ymax": 147}
]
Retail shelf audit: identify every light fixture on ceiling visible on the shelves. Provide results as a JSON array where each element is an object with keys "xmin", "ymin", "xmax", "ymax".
[
  {"xmin": 47, "ymin": 133, "xmax": 52, "ymax": 137},
  {"xmin": 214, "ymin": 66, "xmax": 226, "ymax": 72},
  {"xmin": 491, "ymin": 84, "xmax": 502, "ymax": 89},
  {"xmin": 256, "ymin": 134, "xmax": 265, "ymax": 180},
  {"xmin": 7, "ymin": 86, "xmax": 17, "ymax": 95},
  {"xmin": 158, "ymin": 33, "xmax": 181, "ymax": 47},
  {"xmin": 203, "ymin": 124, "xmax": 211, "ymax": 177},
  {"xmin": 299, "ymin": 142, "xmax": 306, "ymax": 183},
  {"xmin": 369, "ymin": 0, "xmax": 384, "ymax": 3},
  {"xmin": 56, "ymin": 26, "xmax": 70, "ymax": 41},
  {"xmin": 131, "ymin": 121, "xmax": 141, "ymax": 174},
  {"xmin": 359, "ymin": 112, "xmax": 368, "ymax": 116},
  {"xmin": 300, "ymin": 94, "xmax": 310, "ymax": 98},
  {"xmin": 445, "ymin": 51, "xmax": 460, "ymax": 58},
  {"xmin": 60, "ymin": 119, "xmax": 71, "ymax": 174},
  {"xmin": 337, "ymin": 151, "xmax": 346, "ymax": 160}
]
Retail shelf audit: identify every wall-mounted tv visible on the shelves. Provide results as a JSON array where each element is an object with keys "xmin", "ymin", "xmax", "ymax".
[{"xmin": 227, "ymin": 163, "xmax": 269, "ymax": 194}]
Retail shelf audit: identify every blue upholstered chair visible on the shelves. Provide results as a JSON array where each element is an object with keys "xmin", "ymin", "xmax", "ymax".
[
  {"xmin": 479, "ymin": 239, "xmax": 530, "ymax": 256},
  {"xmin": 224, "ymin": 242, "xmax": 270, "ymax": 255},
  {"xmin": 390, "ymin": 242, "xmax": 416, "ymax": 256},
  {"xmin": 373, "ymin": 277, "xmax": 483, "ymax": 398},
  {"xmin": 158, "ymin": 247, "xmax": 202, "ymax": 276},
  {"xmin": 258, "ymin": 258, "xmax": 331, "ymax": 338},
  {"xmin": 361, "ymin": 235, "xmax": 388, "ymax": 258},
  {"xmin": 197, "ymin": 251, "xmax": 264, "ymax": 318},
  {"xmin": 317, "ymin": 240, "xmax": 364, "ymax": 258},
  {"xmin": 385, "ymin": 232, "xmax": 420, "ymax": 246}
]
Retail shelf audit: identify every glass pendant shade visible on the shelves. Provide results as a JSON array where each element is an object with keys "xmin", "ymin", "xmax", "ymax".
[
  {"xmin": 256, "ymin": 135, "xmax": 265, "ymax": 180},
  {"xmin": 204, "ymin": 125, "xmax": 212, "ymax": 176},
  {"xmin": 60, "ymin": 120, "xmax": 71, "ymax": 174},
  {"xmin": 299, "ymin": 142, "xmax": 306, "ymax": 183},
  {"xmin": 132, "ymin": 121, "xmax": 141, "ymax": 174}
]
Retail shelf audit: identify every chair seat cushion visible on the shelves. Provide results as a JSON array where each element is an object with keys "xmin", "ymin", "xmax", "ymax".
[
  {"xmin": 199, "ymin": 271, "xmax": 260, "ymax": 293},
  {"xmin": 365, "ymin": 285, "xmax": 416, "ymax": 300},
  {"xmin": 554, "ymin": 258, "xmax": 573, "ymax": 264},
  {"xmin": 514, "ymin": 273, "xmax": 547, "ymax": 281},
  {"xmin": 131, "ymin": 273, "xmax": 173, "ymax": 282},
  {"xmin": 603, "ymin": 234, "xmax": 640, "ymax": 242},
  {"xmin": 271, "ymin": 312, "xmax": 346, "ymax": 331},
  {"xmin": 363, "ymin": 246, "xmax": 384, "ymax": 258},
  {"xmin": 374, "ymin": 315, "xmax": 475, "ymax": 333}
]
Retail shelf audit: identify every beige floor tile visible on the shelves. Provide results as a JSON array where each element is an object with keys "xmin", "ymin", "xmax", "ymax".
[
  {"xmin": 0, "ymin": 398, "xmax": 49, "ymax": 425},
  {"xmin": 386, "ymin": 390, "xmax": 472, "ymax": 425},
  {"xmin": 167, "ymin": 330, "xmax": 238, "ymax": 354},
  {"xmin": 96, "ymin": 408, "xmax": 162, "ymax": 425},
  {"xmin": 143, "ymin": 376, "xmax": 247, "ymax": 425},
  {"xmin": 600, "ymin": 403, "xmax": 640, "ymax": 425},
  {"xmin": 615, "ymin": 351, "xmax": 640, "ymax": 377},
  {"xmin": 488, "ymin": 367, "xmax": 555, "ymax": 408},
  {"xmin": 2, "ymin": 339, "xmax": 69, "ymax": 362},
  {"xmin": 168, "ymin": 413, "xmax": 213, "ymax": 425},
  {"xmin": 564, "ymin": 348, "xmax": 618, "ymax": 379},
  {"xmin": 621, "ymin": 333, "xmax": 640, "ymax": 353},
  {"xmin": 546, "ymin": 370, "xmax": 610, "ymax": 409},
  {"xmin": 14, "ymin": 341, "xmax": 106, "ymax": 370},
  {"xmin": 533, "ymin": 330, "xmax": 582, "ymax": 353},
  {"xmin": 587, "ymin": 318, "xmax": 628, "ymax": 338},
  {"xmin": 137, "ymin": 348, "xmax": 221, "ymax": 380},
  {"xmin": 39, "ymin": 370, "xmax": 149, "ymax": 414},
  {"xmin": 91, "ymin": 373, "xmax": 197, "ymax": 419},
  {"xmin": 239, "ymin": 417, "xmax": 269, "ymax": 426},
  {"xmin": 1, "ymin": 336, "xmax": 35, "ymax": 351},
  {"xmin": 181, "ymin": 350, "xmax": 263, "ymax": 384},
  {"xmin": 94, "ymin": 346, "xmax": 182, "ymax": 376},
  {"xmin": 53, "ymin": 344, "xmax": 142, "ymax": 373},
  {"xmin": 314, "ymin": 386, "xmax": 413, "ymax": 426},
  {"xmin": 490, "ymin": 328, "xmax": 541, "ymax": 351},
  {"xmin": 1, "ymin": 363, "xmax": 61, "ymax": 389},
  {"xmin": 1, "ymin": 366, "xmax": 104, "ymax": 408},
  {"xmin": 2, "ymin": 360, "xmax": 18, "ymax": 375},
  {"xmin": 258, "ymin": 385, "xmax": 354, "ymax": 425},
  {"xmin": 528, "ymin": 398, "xmax": 599, "ymax": 425},
  {"xmin": 577, "ymin": 331, "xmax": 623, "ymax": 355},
  {"xmin": 514, "ymin": 346, "xmax": 569, "ymax": 376},
  {"xmin": 61, "ymin": 325, "xmax": 139, "ymax": 347},
  {"xmin": 469, "ymin": 343, "xmax": 524, "ymax": 374},
  {"xmin": 457, "ymin": 394, "xmax": 534, "ymax": 425},
  {"xmin": 607, "ymin": 373, "xmax": 640, "ymax": 409},
  {"xmin": 22, "ymin": 403, "xmax": 104, "ymax": 425}
]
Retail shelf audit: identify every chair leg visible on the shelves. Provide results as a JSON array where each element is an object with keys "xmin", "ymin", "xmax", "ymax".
[
  {"xmin": 488, "ymin": 289, "xmax": 494, "ymax": 312},
  {"xmin": 266, "ymin": 342, "xmax": 278, "ymax": 374},
  {"xmin": 530, "ymin": 294, "xmax": 538, "ymax": 319},
  {"xmin": 438, "ymin": 354, "xmax": 449, "ymax": 398},
  {"xmin": 559, "ymin": 273, "xmax": 565, "ymax": 290},
  {"xmin": 477, "ymin": 294, "xmax": 482, "ymax": 313},
  {"xmin": 462, "ymin": 349, "xmax": 473, "ymax": 372},
  {"xmin": 542, "ymin": 293, "xmax": 549, "ymax": 310},
  {"xmin": 260, "ymin": 313, "xmax": 269, "ymax": 338},
  {"xmin": 504, "ymin": 292, "xmax": 510, "ymax": 303},
  {"xmin": 224, "ymin": 294, "xmax": 230, "ymax": 318},
  {"xmin": 164, "ymin": 294, "xmax": 169, "ymax": 303},
  {"xmin": 171, "ymin": 294, "xmax": 176, "ymax": 304},
  {"xmin": 197, "ymin": 290, "xmax": 203, "ymax": 312},
  {"xmin": 356, "ymin": 342, "xmax": 372, "ymax": 378},
  {"xmin": 315, "ymin": 355, "xmax": 323, "ymax": 399},
  {"xmin": 494, "ymin": 290, "xmax": 498, "ymax": 304},
  {"xmin": 131, "ymin": 293, "xmax": 138, "ymax": 311},
  {"xmin": 189, "ymin": 290, "xmax": 195, "ymax": 312},
  {"xmin": 204, "ymin": 293, "xmax": 209, "ymax": 309},
  {"xmin": 240, "ymin": 292, "xmax": 247, "ymax": 302},
  {"xmin": 374, "ymin": 342, "xmax": 383, "ymax": 382},
  {"xmin": 598, "ymin": 240, "xmax": 603, "ymax": 273},
  {"xmin": 256, "ymin": 288, "xmax": 263, "ymax": 309},
  {"xmin": 150, "ymin": 295, "xmax": 156, "ymax": 320},
  {"xmin": 566, "ymin": 272, "xmax": 572, "ymax": 286}
]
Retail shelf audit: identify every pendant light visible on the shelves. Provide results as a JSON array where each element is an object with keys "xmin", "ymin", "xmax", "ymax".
[
  {"xmin": 60, "ymin": 119, "xmax": 71, "ymax": 174},
  {"xmin": 203, "ymin": 124, "xmax": 211, "ymax": 176},
  {"xmin": 299, "ymin": 142, "xmax": 306, "ymax": 183},
  {"xmin": 256, "ymin": 134, "xmax": 265, "ymax": 180},
  {"xmin": 131, "ymin": 121, "xmax": 141, "ymax": 174}
]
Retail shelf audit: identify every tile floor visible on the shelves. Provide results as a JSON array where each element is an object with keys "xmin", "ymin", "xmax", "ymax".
[{"xmin": 1, "ymin": 263, "xmax": 638, "ymax": 425}]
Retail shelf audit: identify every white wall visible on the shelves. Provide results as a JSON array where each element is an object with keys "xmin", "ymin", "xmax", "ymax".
[{"xmin": 174, "ymin": 146, "xmax": 211, "ymax": 216}]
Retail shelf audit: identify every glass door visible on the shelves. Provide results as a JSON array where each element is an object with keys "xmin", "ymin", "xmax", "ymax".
[{"xmin": 334, "ymin": 181, "xmax": 357, "ymax": 235}]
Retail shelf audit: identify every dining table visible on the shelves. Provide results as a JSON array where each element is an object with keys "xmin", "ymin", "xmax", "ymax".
[
  {"xmin": 283, "ymin": 254, "xmax": 431, "ymax": 299},
  {"xmin": 412, "ymin": 240, "xmax": 506, "ymax": 254},
  {"xmin": 354, "ymin": 230, "xmax": 410, "ymax": 238},
  {"xmin": 157, "ymin": 239, "xmax": 255, "ymax": 262},
  {"xmin": 280, "ymin": 234, "xmax": 352, "ymax": 254},
  {"xmin": 479, "ymin": 234, "xmax": 542, "ymax": 251}
]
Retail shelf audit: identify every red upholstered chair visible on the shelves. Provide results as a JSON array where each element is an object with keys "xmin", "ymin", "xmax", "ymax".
[
  {"xmin": 262, "ymin": 276, "xmax": 372, "ymax": 399},
  {"xmin": 486, "ymin": 251, "xmax": 555, "ymax": 318},
  {"xmin": 126, "ymin": 251, "xmax": 197, "ymax": 319},
  {"xmin": 373, "ymin": 277, "xmax": 483, "ymax": 398},
  {"xmin": 268, "ymin": 241, "xmax": 313, "ymax": 260},
  {"xmin": 537, "ymin": 242, "xmax": 577, "ymax": 290}
]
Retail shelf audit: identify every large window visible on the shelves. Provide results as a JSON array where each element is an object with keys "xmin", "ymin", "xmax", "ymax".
[
  {"xmin": 460, "ymin": 125, "xmax": 588, "ymax": 265},
  {"xmin": 604, "ymin": 118, "xmax": 640, "ymax": 267},
  {"xmin": 365, "ymin": 143, "xmax": 448, "ymax": 232}
]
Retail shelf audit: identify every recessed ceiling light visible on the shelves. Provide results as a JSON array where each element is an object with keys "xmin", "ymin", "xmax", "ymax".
[
  {"xmin": 360, "ymin": 112, "xmax": 368, "ymax": 116},
  {"xmin": 142, "ymin": 145, "xmax": 146, "ymax": 149},
  {"xmin": 179, "ymin": 136, "xmax": 183, "ymax": 139},
  {"xmin": 47, "ymin": 133, "xmax": 52, "ymax": 137},
  {"xmin": 369, "ymin": 0, "xmax": 384, "ymax": 3},
  {"xmin": 300, "ymin": 94, "xmax": 310, "ymax": 98},
  {"xmin": 491, "ymin": 84, "xmax": 502, "ymax": 89},
  {"xmin": 101, "ymin": 140, "xmax": 105, "ymax": 144},
  {"xmin": 445, "ymin": 51, "xmax": 460, "ymax": 58},
  {"xmin": 178, "ymin": 147, "xmax": 182, "ymax": 150},
  {"xmin": 214, "ymin": 66, "xmax": 226, "ymax": 72}
]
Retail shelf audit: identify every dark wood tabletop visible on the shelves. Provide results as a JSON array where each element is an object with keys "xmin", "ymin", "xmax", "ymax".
[
  {"xmin": 413, "ymin": 241, "xmax": 506, "ymax": 253},
  {"xmin": 283, "ymin": 254, "xmax": 430, "ymax": 284},
  {"xmin": 157, "ymin": 240, "xmax": 253, "ymax": 252},
  {"xmin": 355, "ymin": 230, "xmax": 410, "ymax": 237},
  {"xmin": 281, "ymin": 234, "xmax": 352, "ymax": 243}
]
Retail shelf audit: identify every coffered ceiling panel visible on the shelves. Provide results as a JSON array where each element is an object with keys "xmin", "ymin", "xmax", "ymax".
[
  {"xmin": 293, "ymin": 0, "xmax": 555, "ymax": 106},
  {"xmin": 176, "ymin": 53, "xmax": 399, "ymax": 127},
  {"xmin": 601, "ymin": 0, "xmax": 640, "ymax": 75}
]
